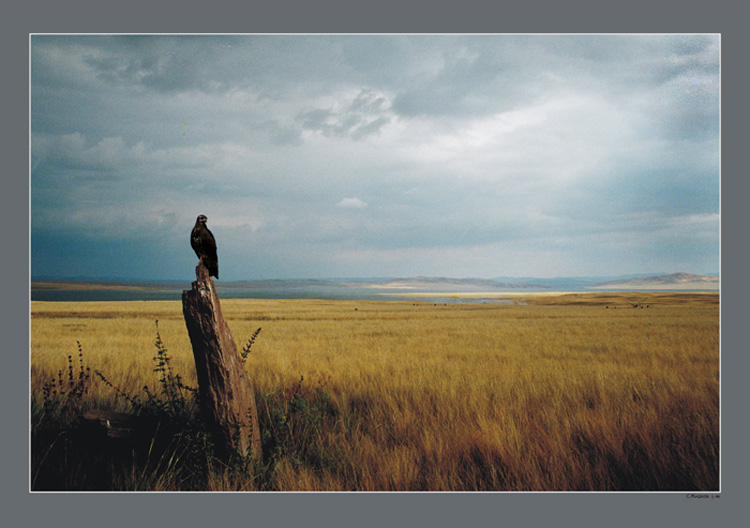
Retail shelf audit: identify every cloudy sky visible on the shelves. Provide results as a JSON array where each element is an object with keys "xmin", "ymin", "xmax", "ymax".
[{"xmin": 30, "ymin": 34, "xmax": 720, "ymax": 281}]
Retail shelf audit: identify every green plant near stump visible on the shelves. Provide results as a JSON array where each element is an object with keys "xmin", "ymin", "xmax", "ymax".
[
  {"xmin": 33, "ymin": 321, "xmax": 337, "ymax": 490},
  {"xmin": 258, "ymin": 375, "xmax": 333, "ymax": 468}
]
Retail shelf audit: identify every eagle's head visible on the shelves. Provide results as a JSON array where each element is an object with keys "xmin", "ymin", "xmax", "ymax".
[{"xmin": 196, "ymin": 214, "xmax": 208, "ymax": 225}]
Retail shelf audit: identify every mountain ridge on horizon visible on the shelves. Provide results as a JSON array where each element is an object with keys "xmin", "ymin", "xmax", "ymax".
[{"xmin": 32, "ymin": 272, "xmax": 719, "ymax": 289}]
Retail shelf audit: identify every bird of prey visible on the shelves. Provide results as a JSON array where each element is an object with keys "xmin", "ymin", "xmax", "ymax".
[{"xmin": 191, "ymin": 214, "xmax": 219, "ymax": 278}]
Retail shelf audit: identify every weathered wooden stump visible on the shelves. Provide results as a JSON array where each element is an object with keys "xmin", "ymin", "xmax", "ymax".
[{"xmin": 181, "ymin": 262, "xmax": 262, "ymax": 461}]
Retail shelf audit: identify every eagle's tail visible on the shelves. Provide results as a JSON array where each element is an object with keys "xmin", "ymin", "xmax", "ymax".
[{"xmin": 207, "ymin": 259, "xmax": 219, "ymax": 279}]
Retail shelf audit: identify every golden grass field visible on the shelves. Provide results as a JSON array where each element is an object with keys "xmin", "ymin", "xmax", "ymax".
[{"xmin": 30, "ymin": 292, "xmax": 719, "ymax": 491}]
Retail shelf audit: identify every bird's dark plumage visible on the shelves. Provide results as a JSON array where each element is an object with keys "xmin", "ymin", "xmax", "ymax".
[{"xmin": 191, "ymin": 214, "xmax": 219, "ymax": 278}]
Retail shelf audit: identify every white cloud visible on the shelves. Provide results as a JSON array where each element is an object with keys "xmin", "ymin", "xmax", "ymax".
[{"xmin": 336, "ymin": 197, "xmax": 368, "ymax": 209}]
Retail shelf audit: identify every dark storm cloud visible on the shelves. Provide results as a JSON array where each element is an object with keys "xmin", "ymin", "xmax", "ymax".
[{"xmin": 391, "ymin": 37, "xmax": 543, "ymax": 118}]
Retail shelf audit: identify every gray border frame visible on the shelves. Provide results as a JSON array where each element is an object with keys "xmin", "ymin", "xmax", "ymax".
[{"xmin": 11, "ymin": 0, "xmax": 745, "ymax": 526}]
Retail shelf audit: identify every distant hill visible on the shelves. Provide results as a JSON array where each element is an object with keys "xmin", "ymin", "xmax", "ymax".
[
  {"xmin": 588, "ymin": 273, "xmax": 719, "ymax": 291},
  {"xmin": 358, "ymin": 276, "xmax": 550, "ymax": 291},
  {"xmin": 31, "ymin": 272, "xmax": 720, "ymax": 302}
]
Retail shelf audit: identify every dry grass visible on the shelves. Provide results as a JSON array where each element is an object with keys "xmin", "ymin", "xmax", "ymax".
[{"xmin": 30, "ymin": 292, "xmax": 719, "ymax": 491}]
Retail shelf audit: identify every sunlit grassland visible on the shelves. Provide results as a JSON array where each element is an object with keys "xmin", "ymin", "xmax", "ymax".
[{"xmin": 30, "ymin": 292, "xmax": 719, "ymax": 491}]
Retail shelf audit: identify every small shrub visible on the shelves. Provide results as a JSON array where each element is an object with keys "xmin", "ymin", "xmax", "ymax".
[
  {"xmin": 257, "ymin": 375, "xmax": 335, "ymax": 473},
  {"xmin": 32, "ymin": 344, "xmax": 96, "ymax": 490},
  {"xmin": 32, "ymin": 322, "xmax": 338, "ymax": 490},
  {"xmin": 96, "ymin": 321, "xmax": 198, "ymax": 420},
  {"xmin": 40, "ymin": 341, "xmax": 91, "ymax": 418},
  {"xmin": 33, "ymin": 323, "xmax": 215, "ymax": 490}
]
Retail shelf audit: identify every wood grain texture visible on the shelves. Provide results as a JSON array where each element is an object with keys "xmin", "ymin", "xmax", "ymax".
[{"xmin": 182, "ymin": 263, "xmax": 261, "ymax": 460}]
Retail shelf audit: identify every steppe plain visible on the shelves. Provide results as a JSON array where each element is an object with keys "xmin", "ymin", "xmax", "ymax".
[{"xmin": 31, "ymin": 291, "xmax": 719, "ymax": 491}]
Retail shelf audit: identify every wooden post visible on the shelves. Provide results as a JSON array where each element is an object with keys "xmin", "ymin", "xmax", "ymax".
[{"xmin": 181, "ymin": 262, "xmax": 262, "ymax": 461}]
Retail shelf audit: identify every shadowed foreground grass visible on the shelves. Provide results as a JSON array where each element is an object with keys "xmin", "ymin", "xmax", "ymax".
[{"xmin": 30, "ymin": 293, "xmax": 719, "ymax": 491}]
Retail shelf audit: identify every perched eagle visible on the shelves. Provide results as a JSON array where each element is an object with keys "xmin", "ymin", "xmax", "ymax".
[{"xmin": 191, "ymin": 214, "xmax": 219, "ymax": 278}]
